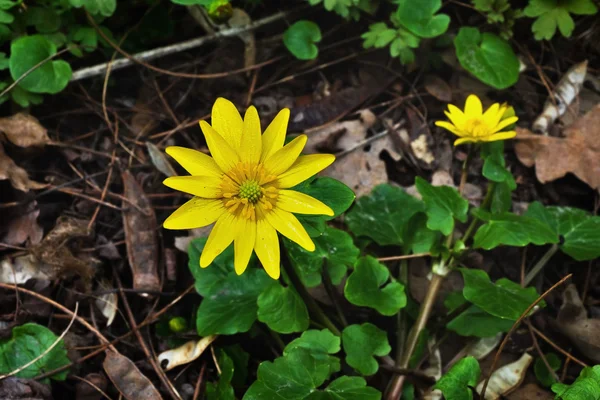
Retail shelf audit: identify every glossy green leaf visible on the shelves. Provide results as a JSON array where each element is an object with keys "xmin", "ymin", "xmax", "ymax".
[
  {"xmin": 415, "ymin": 177, "xmax": 469, "ymax": 235},
  {"xmin": 9, "ymin": 35, "xmax": 72, "ymax": 94},
  {"xmin": 285, "ymin": 226, "xmax": 359, "ymax": 287},
  {"xmin": 346, "ymin": 184, "xmax": 425, "ymax": 246},
  {"xmin": 534, "ymin": 353, "xmax": 561, "ymax": 388},
  {"xmin": 434, "ymin": 356, "xmax": 480, "ymax": 400},
  {"xmin": 0, "ymin": 323, "xmax": 70, "ymax": 383},
  {"xmin": 460, "ymin": 268, "xmax": 542, "ymax": 320},
  {"xmin": 283, "ymin": 20, "xmax": 322, "ymax": 60},
  {"xmin": 472, "ymin": 211, "xmax": 559, "ymax": 249},
  {"xmin": 25, "ymin": 7, "xmax": 61, "ymax": 33},
  {"xmin": 307, "ymin": 376, "xmax": 381, "ymax": 400},
  {"xmin": 552, "ymin": 365, "xmax": 600, "ymax": 399},
  {"xmin": 69, "ymin": 0, "xmax": 116, "ymax": 17},
  {"xmin": 293, "ymin": 177, "xmax": 355, "ymax": 219},
  {"xmin": 10, "ymin": 85, "xmax": 43, "ymax": 107},
  {"xmin": 447, "ymin": 305, "xmax": 513, "ymax": 337},
  {"xmin": 223, "ymin": 344, "xmax": 249, "ymax": 388},
  {"xmin": 524, "ymin": 0, "xmax": 597, "ymax": 40},
  {"xmin": 257, "ymin": 283, "xmax": 309, "ymax": 334},
  {"xmin": 344, "ymin": 256, "xmax": 406, "ymax": 316},
  {"xmin": 285, "ymin": 329, "xmax": 341, "ymax": 377},
  {"xmin": 454, "ymin": 27, "xmax": 519, "ymax": 89},
  {"xmin": 396, "ymin": 0, "xmax": 450, "ymax": 38},
  {"xmin": 206, "ymin": 349, "xmax": 235, "ymax": 400},
  {"xmin": 342, "ymin": 323, "xmax": 391, "ymax": 376}
]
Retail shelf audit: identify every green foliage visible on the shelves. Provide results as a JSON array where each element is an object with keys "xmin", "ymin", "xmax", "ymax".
[
  {"xmin": 460, "ymin": 268, "xmax": 542, "ymax": 320},
  {"xmin": 0, "ymin": 323, "xmax": 70, "ymax": 383},
  {"xmin": 552, "ymin": 365, "xmax": 600, "ymax": 399},
  {"xmin": 481, "ymin": 142, "xmax": 516, "ymax": 213},
  {"xmin": 454, "ymin": 27, "xmax": 519, "ymax": 89},
  {"xmin": 395, "ymin": 0, "xmax": 450, "ymax": 38},
  {"xmin": 415, "ymin": 177, "xmax": 469, "ymax": 236},
  {"xmin": 285, "ymin": 329, "xmax": 341, "ymax": 377},
  {"xmin": 69, "ymin": 0, "xmax": 117, "ymax": 17},
  {"xmin": 285, "ymin": 226, "xmax": 359, "ymax": 287},
  {"xmin": 283, "ymin": 20, "xmax": 322, "ymax": 60},
  {"xmin": 307, "ymin": 0, "xmax": 376, "ymax": 20},
  {"xmin": 362, "ymin": 22, "xmax": 420, "ymax": 65},
  {"xmin": 342, "ymin": 323, "xmax": 391, "ymax": 376},
  {"xmin": 434, "ymin": 356, "xmax": 480, "ymax": 400},
  {"xmin": 473, "ymin": 0, "xmax": 522, "ymax": 39},
  {"xmin": 257, "ymin": 283, "xmax": 310, "ymax": 334},
  {"xmin": 447, "ymin": 305, "xmax": 513, "ymax": 337},
  {"xmin": 534, "ymin": 353, "xmax": 561, "ymax": 388},
  {"xmin": 344, "ymin": 256, "xmax": 407, "ymax": 316},
  {"xmin": 524, "ymin": 0, "xmax": 598, "ymax": 41},
  {"xmin": 206, "ymin": 349, "xmax": 235, "ymax": 400}
]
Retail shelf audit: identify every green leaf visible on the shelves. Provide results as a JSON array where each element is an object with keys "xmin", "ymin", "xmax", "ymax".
[
  {"xmin": 0, "ymin": 52, "xmax": 7, "ymax": 70},
  {"xmin": 69, "ymin": 0, "xmax": 117, "ymax": 17},
  {"xmin": 285, "ymin": 226, "xmax": 359, "ymax": 287},
  {"xmin": 257, "ymin": 283, "xmax": 309, "ymax": 334},
  {"xmin": 524, "ymin": 0, "xmax": 597, "ymax": 40},
  {"xmin": 9, "ymin": 35, "xmax": 72, "ymax": 94},
  {"xmin": 223, "ymin": 344, "xmax": 249, "ymax": 387},
  {"xmin": 71, "ymin": 26, "xmax": 98, "ymax": 52},
  {"xmin": 0, "ymin": 1, "xmax": 19, "ymax": 11},
  {"xmin": 10, "ymin": 84, "xmax": 43, "ymax": 107},
  {"xmin": 552, "ymin": 365, "xmax": 600, "ymax": 399},
  {"xmin": 188, "ymin": 237, "xmax": 231, "ymax": 296},
  {"xmin": 490, "ymin": 181, "xmax": 512, "ymax": 213},
  {"xmin": 293, "ymin": 177, "xmax": 355, "ymax": 219},
  {"xmin": 434, "ymin": 356, "xmax": 480, "ymax": 400},
  {"xmin": 396, "ymin": 0, "xmax": 450, "ymax": 38},
  {"xmin": 447, "ymin": 305, "xmax": 513, "ymax": 337},
  {"xmin": 285, "ymin": 329, "xmax": 341, "ymax": 377},
  {"xmin": 415, "ymin": 177, "xmax": 468, "ymax": 236},
  {"xmin": 0, "ymin": 323, "xmax": 70, "ymax": 383},
  {"xmin": 0, "ymin": 9, "xmax": 13, "ymax": 23},
  {"xmin": 344, "ymin": 256, "xmax": 406, "ymax": 316},
  {"xmin": 342, "ymin": 323, "xmax": 391, "ymax": 376},
  {"xmin": 25, "ymin": 7, "xmax": 61, "ymax": 33},
  {"xmin": 307, "ymin": 376, "xmax": 382, "ymax": 400},
  {"xmin": 346, "ymin": 184, "xmax": 425, "ymax": 246},
  {"xmin": 454, "ymin": 27, "xmax": 519, "ymax": 89},
  {"xmin": 472, "ymin": 212, "xmax": 559, "ymax": 250},
  {"xmin": 534, "ymin": 353, "xmax": 561, "ymax": 388},
  {"xmin": 460, "ymin": 268, "xmax": 542, "ymax": 320},
  {"xmin": 206, "ymin": 349, "xmax": 235, "ymax": 400},
  {"xmin": 283, "ymin": 20, "xmax": 322, "ymax": 60}
]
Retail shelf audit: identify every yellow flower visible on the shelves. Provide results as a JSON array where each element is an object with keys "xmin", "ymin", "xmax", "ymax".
[
  {"xmin": 435, "ymin": 94, "xmax": 518, "ymax": 146},
  {"xmin": 162, "ymin": 98, "xmax": 335, "ymax": 279}
]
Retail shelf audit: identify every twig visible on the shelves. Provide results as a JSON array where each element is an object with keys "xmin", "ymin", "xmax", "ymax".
[
  {"xmin": 526, "ymin": 319, "xmax": 560, "ymax": 383},
  {"xmin": 378, "ymin": 253, "xmax": 431, "ymax": 262},
  {"xmin": 523, "ymin": 244, "xmax": 560, "ymax": 286},
  {"xmin": 529, "ymin": 325, "xmax": 588, "ymax": 368}
]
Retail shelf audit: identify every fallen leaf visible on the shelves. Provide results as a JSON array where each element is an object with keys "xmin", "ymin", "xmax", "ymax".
[
  {"xmin": 75, "ymin": 373, "xmax": 107, "ymax": 400},
  {"xmin": 121, "ymin": 171, "xmax": 160, "ymax": 296},
  {"xmin": 0, "ymin": 377, "xmax": 52, "ymax": 400},
  {"xmin": 0, "ymin": 254, "xmax": 52, "ymax": 284},
  {"xmin": 476, "ymin": 353, "xmax": 533, "ymax": 399},
  {"xmin": 95, "ymin": 280, "xmax": 117, "ymax": 327},
  {"xmin": 157, "ymin": 335, "xmax": 218, "ymax": 371},
  {"xmin": 103, "ymin": 351, "xmax": 162, "ymax": 400},
  {"xmin": 515, "ymin": 104, "xmax": 600, "ymax": 189},
  {"xmin": 146, "ymin": 142, "xmax": 176, "ymax": 177},
  {"xmin": 1, "ymin": 202, "xmax": 43, "ymax": 246},
  {"xmin": 423, "ymin": 337, "xmax": 443, "ymax": 400},
  {"xmin": 0, "ymin": 143, "xmax": 45, "ymax": 192},
  {"xmin": 506, "ymin": 383, "xmax": 553, "ymax": 400},
  {"xmin": 0, "ymin": 113, "xmax": 49, "ymax": 148},
  {"xmin": 555, "ymin": 284, "xmax": 600, "ymax": 363},
  {"xmin": 424, "ymin": 75, "xmax": 452, "ymax": 102},
  {"xmin": 465, "ymin": 333, "xmax": 503, "ymax": 360}
]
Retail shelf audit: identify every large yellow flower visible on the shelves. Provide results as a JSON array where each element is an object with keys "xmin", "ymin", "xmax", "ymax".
[
  {"xmin": 435, "ymin": 94, "xmax": 518, "ymax": 146},
  {"xmin": 163, "ymin": 98, "xmax": 335, "ymax": 279}
]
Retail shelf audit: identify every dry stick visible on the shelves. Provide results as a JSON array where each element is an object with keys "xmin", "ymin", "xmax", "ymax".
[
  {"xmin": 0, "ymin": 303, "xmax": 79, "ymax": 380},
  {"xmin": 378, "ymin": 253, "xmax": 431, "ymax": 262},
  {"xmin": 480, "ymin": 274, "xmax": 573, "ymax": 398},
  {"xmin": 76, "ymin": 10, "xmax": 292, "ymax": 81},
  {"xmin": 529, "ymin": 325, "xmax": 588, "ymax": 368},
  {"xmin": 526, "ymin": 319, "xmax": 561, "ymax": 383},
  {"xmin": 0, "ymin": 283, "xmax": 115, "ymax": 350},
  {"xmin": 192, "ymin": 362, "xmax": 207, "ymax": 400}
]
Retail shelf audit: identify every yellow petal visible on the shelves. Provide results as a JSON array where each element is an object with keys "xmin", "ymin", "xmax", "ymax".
[
  {"xmin": 163, "ymin": 175, "xmax": 222, "ymax": 198},
  {"xmin": 482, "ymin": 131, "xmax": 517, "ymax": 142},
  {"xmin": 212, "ymin": 97, "xmax": 243, "ymax": 150},
  {"xmin": 234, "ymin": 218, "xmax": 256, "ymax": 275},
  {"xmin": 254, "ymin": 219, "xmax": 280, "ymax": 279},
  {"xmin": 464, "ymin": 94, "xmax": 483, "ymax": 117},
  {"xmin": 277, "ymin": 190, "xmax": 334, "ymax": 216},
  {"xmin": 435, "ymin": 121, "xmax": 467, "ymax": 137},
  {"xmin": 482, "ymin": 103, "xmax": 503, "ymax": 129},
  {"xmin": 264, "ymin": 134, "xmax": 307, "ymax": 176},
  {"xmin": 445, "ymin": 104, "xmax": 467, "ymax": 129},
  {"xmin": 493, "ymin": 116, "xmax": 519, "ymax": 133},
  {"xmin": 163, "ymin": 197, "xmax": 224, "ymax": 230},
  {"xmin": 200, "ymin": 213, "xmax": 236, "ymax": 268},
  {"xmin": 454, "ymin": 137, "xmax": 477, "ymax": 146},
  {"xmin": 265, "ymin": 208, "xmax": 314, "ymax": 252},
  {"xmin": 277, "ymin": 154, "xmax": 335, "ymax": 189},
  {"xmin": 200, "ymin": 120, "xmax": 240, "ymax": 173},
  {"xmin": 240, "ymin": 106, "xmax": 262, "ymax": 163},
  {"xmin": 165, "ymin": 146, "xmax": 222, "ymax": 177},
  {"xmin": 261, "ymin": 108, "xmax": 289, "ymax": 162}
]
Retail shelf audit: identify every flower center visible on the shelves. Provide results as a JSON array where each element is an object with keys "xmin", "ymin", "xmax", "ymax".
[
  {"xmin": 465, "ymin": 118, "xmax": 489, "ymax": 137},
  {"xmin": 238, "ymin": 180, "xmax": 262, "ymax": 204}
]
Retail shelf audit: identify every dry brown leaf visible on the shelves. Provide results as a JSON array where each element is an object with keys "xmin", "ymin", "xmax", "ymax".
[
  {"xmin": 556, "ymin": 284, "xmax": 600, "ymax": 363},
  {"xmin": 506, "ymin": 383, "xmax": 553, "ymax": 400},
  {"xmin": 103, "ymin": 351, "xmax": 162, "ymax": 400},
  {"xmin": 0, "ymin": 143, "xmax": 45, "ymax": 192},
  {"xmin": 75, "ymin": 373, "xmax": 107, "ymax": 400},
  {"xmin": 0, "ymin": 377, "xmax": 52, "ymax": 400},
  {"xmin": 0, "ymin": 254, "xmax": 52, "ymax": 284},
  {"xmin": 0, "ymin": 113, "xmax": 49, "ymax": 148},
  {"xmin": 515, "ymin": 104, "xmax": 600, "ymax": 189},
  {"xmin": 1, "ymin": 202, "xmax": 43, "ymax": 246},
  {"xmin": 158, "ymin": 335, "xmax": 218, "ymax": 371},
  {"xmin": 476, "ymin": 353, "xmax": 533, "ymax": 399},
  {"xmin": 146, "ymin": 142, "xmax": 176, "ymax": 177},
  {"xmin": 96, "ymin": 280, "xmax": 118, "ymax": 327},
  {"xmin": 122, "ymin": 171, "xmax": 160, "ymax": 296},
  {"xmin": 424, "ymin": 75, "xmax": 452, "ymax": 102}
]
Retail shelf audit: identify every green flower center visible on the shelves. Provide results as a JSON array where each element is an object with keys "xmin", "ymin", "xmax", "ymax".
[
  {"xmin": 239, "ymin": 180, "xmax": 262, "ymax": 204},
  {"xmin": 465, "ymin": 118, "xmax": 490, "ymax": 137}
]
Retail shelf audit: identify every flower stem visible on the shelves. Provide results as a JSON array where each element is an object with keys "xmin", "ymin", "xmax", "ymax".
[
  {"xmin": 462, "ymin": 182, "xmax": 496, "ymax": 244},
  {"xmin": 523, "ymin": 244, "xmax": 560, "ymax": 286},
  {"xmin": 281, "ymin": 243, "xmax": 342, "ymax": 337},
  {"xmin": 395, "ymin": 260, "xmax": 409, "ymax": 363}
]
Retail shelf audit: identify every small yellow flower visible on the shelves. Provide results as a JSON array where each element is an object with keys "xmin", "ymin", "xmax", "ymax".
[
  {"xmin": 163, "ymin": 98, "xmax": 335, "ymax": 279},
  {"xmin": 435, "ymin": 94, "xmax": 518, "ymax": 146}
]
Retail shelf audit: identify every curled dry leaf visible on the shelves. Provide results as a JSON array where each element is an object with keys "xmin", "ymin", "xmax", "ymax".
[
  {"xmin": 532, "ymin": 61, "xmax": 587, "ymax": 134},
  {"xmin": 95, "ymin": 280, "xmax": 118, "ymax": 327},
  {"xmin": 476, "ymin": 353, "xmax": 533, "ymax": 400},
  {"xmin": 157, "ymin": 335, "xmax": 218, "ymax": 371},
  {"xmin": 515, "ymin": 104, "xmax": 600, "ymax": 189},
  {"xmin": 103, "ymin": 351, "xmax": 162, "ymax": 400},
  {"xmin": 1, "ymin": 202, "xmax": 43, "ymax": 246},
  {"xmin": 0, "ymin": 377, "xmax": 52, "ymax": 400},
  {"xmin": 0, "ymin": 113, "xmax": 49, "ymax": 148},
  {"xmin": 0, "ymin": 254, "xmax": 52, "ymax": 284},
  {"xmin": 146, "ymin": 142, "xmax": 176, "ymax": 177},
  {"xmin": 0, "ymin": 143, "xmax": 45, "ymax": 192},
  {"xmin": 556, "ymin": 284, "xmax": 600, "ymax": 363},
  {"xmin": 121, "ymin": 171, "xmax": 160, "ymax": 296},
  {"xmin": 424, "ymin": 75, "xmax": 452, "ymax": 102},
  {"xmin": 465, "ymin": 334, "xmax": 503, "ymax": 360}
]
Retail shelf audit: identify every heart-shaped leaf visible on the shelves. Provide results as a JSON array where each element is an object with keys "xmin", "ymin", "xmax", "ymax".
[
  {"xmin": 396, "ymin": 0, "xmax": 450, "ymax": 38},
  {"xmin": 257, "ymin": 283, "xmax": 309, "ymax": 334},
  {"xmin": 283, "ymin": 20, "xmax": 322, "ymax": 60},
  {"xmin": 342, "ymin": 323, "xmax": 391, "ymax": 376}
]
